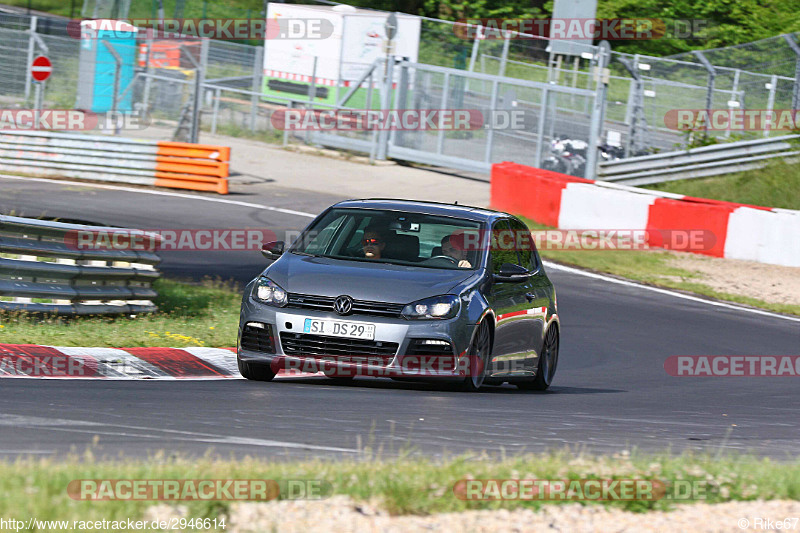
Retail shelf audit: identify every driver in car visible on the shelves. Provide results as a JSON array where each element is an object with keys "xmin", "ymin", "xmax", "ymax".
[
  {"xmin": 441, "ymin": 233, "xmax": 472, "ymax": 268},
  {"xmin": 361, "ymin": 225, "xmax": 388, "ymax": 259}
]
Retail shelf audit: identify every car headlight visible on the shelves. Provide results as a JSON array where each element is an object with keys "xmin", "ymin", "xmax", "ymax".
[
  {"xmin": 402, "ymin": 295, "xmax": 460, "ymax": 320},
  {"xmin": 252, "ymin": 277, "xmax": 288, "ymax": 307}
]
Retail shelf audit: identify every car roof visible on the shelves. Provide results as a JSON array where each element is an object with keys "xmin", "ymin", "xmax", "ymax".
[{"xmin": 331, "ymin": 199, "xmax": 510, "ymax": 223}]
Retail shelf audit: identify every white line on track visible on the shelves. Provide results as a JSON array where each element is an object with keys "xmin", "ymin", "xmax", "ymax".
[
  {"xmin": 0, "ymin": 414, "xmax": 358, "ymax": 453},
  {"xmin": 2, "ymin": 173, "xmax": 796, "ymax": 323},
  {"xmin": 544, "ymin": 261, "xmax": 800, "ymax": 323},
  {"xmin": 0, "ymin": 174, "xmax": 317, "ymax": 218}
]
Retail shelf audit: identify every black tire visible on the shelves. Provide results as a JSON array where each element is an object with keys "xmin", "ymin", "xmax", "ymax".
[
  {"xmin": 461, "ymin": 321, "xmax": 492, "ymax": 392},
  {"xmin": 238, "ymin": 358, "xmax": 276, "ymax": 381},
  {"xmin": 518, "ymin": 326, "xmax": 559, "ymax": 391}
]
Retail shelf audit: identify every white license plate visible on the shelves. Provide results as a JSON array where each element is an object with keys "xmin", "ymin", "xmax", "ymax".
[{"xmin": 303, "ymin": 318, "xmax": 375, "ymax": 340}]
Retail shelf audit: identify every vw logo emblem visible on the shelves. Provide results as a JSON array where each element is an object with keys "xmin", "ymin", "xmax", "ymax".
[{"xmin": 333, "ymin": 295, "xmax": 353, "ymax": 316}]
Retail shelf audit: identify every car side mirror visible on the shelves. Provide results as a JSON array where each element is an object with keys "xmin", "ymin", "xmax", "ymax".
[
  {"xmin": 493, "ymin": 262, "xmax": 530, "ymax": 282},
  {"xmin": 261, "ymin": 241, "xmax": 284, "ymax": 260}
]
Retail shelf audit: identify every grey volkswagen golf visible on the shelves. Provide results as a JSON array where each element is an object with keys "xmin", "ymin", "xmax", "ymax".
[{"xmin": 237, "ymin": 199, "xmax": 560, "ymax": 391}]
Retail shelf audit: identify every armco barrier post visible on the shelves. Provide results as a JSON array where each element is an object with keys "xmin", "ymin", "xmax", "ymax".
[
  {"xmin": 250, "ymin": 46, "xmax": 264, "ymax": 132},
  {"xmin": 377, "ymin": 56, "xmax": 395, "ymax": 161},
  {"xmin": 692, "ymin": 50, "xmax": 716, "ymax": 133},
  {"xmin": 103, "ymin": 41, "xmax": 123, "ymax": 134},
  {"xmin": 142, "ymin": 34, "xmax": 153, "ymax": 113},
  {"xmin": 182, "ymin": 39, "xmax": 210, "ymax": 145},
  {"xmin": 534, "ymin": 88, "xmax": 548, "ymax": 168},
  {"xmin": 24, "ymin": 16, "xmax": 37, "ymax": 104},
  {"xmin": 585, "ymin": 41, "xmax": 610, "ymax": 181},
  {"xmin": 782, "ymin": 34, "xmax": 800, "ymax": 110},
  {"xmin": 764, "ymin": 75, "xmax": 777, "ymax": 137}
]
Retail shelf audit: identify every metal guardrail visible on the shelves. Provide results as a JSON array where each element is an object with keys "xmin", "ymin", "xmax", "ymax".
[
  {"xmin": 0, "ymin": 215, "xmax": 161, "ymax": 315},
  {"xmin": 0, "ymin": 131, "xmax": 231, "ymax": 194},
  {"xmin": 597, "ymin": 134, "xmax": 800, "ymax": 186}
]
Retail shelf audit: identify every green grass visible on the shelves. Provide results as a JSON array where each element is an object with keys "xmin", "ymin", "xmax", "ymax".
[
  {"xmin": 0, "ymin": 278, "xmax": 241, "ymax": 348},
  {"xmin": 0, "ymin": 450, "xmax": 798, "ymax": 523},
  {"xmin": 7, "ymin": 0, "xmax": 265, "ymax": 20},
  {"xmin": 644, "ymin": 159, "xmax": 800, "ymax": 210},
  {"xmin": 203, "ymin": 121, "xmax": 284, "ymax": 144},
  {"xmin": 522, "ymin": 219, "xmax": 800, "ymax": 316}
]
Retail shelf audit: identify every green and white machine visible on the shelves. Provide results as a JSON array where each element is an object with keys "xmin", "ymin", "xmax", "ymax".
[{"xmin": 262, "ymin": 3, "xmax": 421, "ymax": 106}]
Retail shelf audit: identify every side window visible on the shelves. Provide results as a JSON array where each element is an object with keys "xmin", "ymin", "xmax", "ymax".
[
  {"xmin": 508, "ymin": 217, "xmax": 538, "ymax": 271},
  {"xmin": 490, "ymin": 219, "xmax": 519, "ymax": 272},
  {"xmin": 303, "ymin": 215, "xmax": 345, "ymax": 254},
  {"xmin": 344, "ymin": 217, "xmax": 371, "ymax": 251}
]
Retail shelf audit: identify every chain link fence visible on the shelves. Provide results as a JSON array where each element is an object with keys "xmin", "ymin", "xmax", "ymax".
[{"xmin": 1, "ymin": 8, "xmax": 798, "ymax": 174}]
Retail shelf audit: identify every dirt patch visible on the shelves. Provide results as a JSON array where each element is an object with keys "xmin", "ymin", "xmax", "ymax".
[
  {"xmin": 664, "ymin": 252, "xmax": 800, "ymax": 306},
  {"xmin": 145, "ymin": 497, "xmax": 800, "ymax": 532}
]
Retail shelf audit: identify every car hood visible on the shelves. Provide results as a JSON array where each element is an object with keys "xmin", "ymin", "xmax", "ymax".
[{"xmin": 263, "ymin": 253, "xmax": 475, "ymax": 304}]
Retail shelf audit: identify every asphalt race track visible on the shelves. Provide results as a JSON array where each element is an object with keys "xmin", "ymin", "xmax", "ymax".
[{"xmin": 1, "ymin": 176, "xmax": 798, "ymax": 459}]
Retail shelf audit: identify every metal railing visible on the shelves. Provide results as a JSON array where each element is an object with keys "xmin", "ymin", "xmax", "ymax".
[
  {"xmin": 597, "ymin": 134, "xmax": 800, "ymax": 186},
  {"xmin": 0, "ymin": 131, "xmax": 231, "ymax": 194},
  {"xmin": 2, "ymin": 9, "xmax": 800, "ymax": 178},
  {"xmin": 0, "ymin": 215, "xmax": 161, "ymax": 315}
]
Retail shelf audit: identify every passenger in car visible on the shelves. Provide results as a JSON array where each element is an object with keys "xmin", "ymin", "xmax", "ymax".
[
  {"xmin": 361, "ymin": 225, "xmax": 388, "ymax": 259},
  {"xmin": 442, "ymin": 233, "xmax": 472, "ymax": 268}
]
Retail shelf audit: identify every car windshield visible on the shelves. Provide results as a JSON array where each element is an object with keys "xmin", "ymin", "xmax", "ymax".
[{"xmin": 289, "ymin": 208, "xmax": 484, "ymax": 270}]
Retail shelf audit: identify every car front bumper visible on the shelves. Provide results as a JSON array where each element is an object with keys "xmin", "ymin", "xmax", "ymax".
[{"xmin": 237, "ymin": 296, "xmax": 476, "ymax": 379}]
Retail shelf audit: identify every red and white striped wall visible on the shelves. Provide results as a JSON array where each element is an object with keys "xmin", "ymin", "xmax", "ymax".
[
  {"xmin": 0, "ymin": 345, "xmax": 327, "ymax": 380},
  {"xmin": 0, "ymin": 344, "xmax": 239, "ymax": 379},
  {"xmin": 491, "ymin": 162, "xmax": 800, "ymax": 267}
]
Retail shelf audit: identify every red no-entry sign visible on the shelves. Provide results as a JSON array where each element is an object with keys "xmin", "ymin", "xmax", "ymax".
[{"xmin": 31, "ymin": 56, "xmax": 52, "ymax": 82}]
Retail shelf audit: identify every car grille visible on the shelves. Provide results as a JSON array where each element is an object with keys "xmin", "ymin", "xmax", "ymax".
[
  {"xmin": 240, "ymin": 323, "xmax": 275, "ymax": 354},
  {"xmin": 405, "ymin": 339, "xmax": 455, "ymax": 356},
  {"xmin": 279, "ymin": 332, "xmax": 398, "ymax": 364},
  {"xmin": 286, "ymin": 293, "xmax": 405, "ymax": 318},
  {"xmin": 403, "ymin": 339, "xmax": 457, "ymax": 372}
]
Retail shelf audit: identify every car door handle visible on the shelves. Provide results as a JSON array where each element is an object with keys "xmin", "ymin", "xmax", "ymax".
[{"xmin": 525, "ymin": 292, "xmax": 536, "ymax": 302}]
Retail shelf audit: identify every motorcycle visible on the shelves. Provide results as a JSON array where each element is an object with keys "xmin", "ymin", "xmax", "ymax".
[
  {"xmin": 542, "ymin": 136, "xmax": 629, "ymax": 176},
  {"xmin": 542, "ymin": 137, "xmax": 587, "ymax": 176}
]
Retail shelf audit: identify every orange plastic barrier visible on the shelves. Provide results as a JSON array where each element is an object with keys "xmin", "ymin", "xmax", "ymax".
[
  {"xmin": 646, "ymin": 198, "xmax": 734, "ymax": 257},
  {"xmin": 156, "ymin": 141, "xmax": 231, "ymax": 162},
  {"xmin": 491, "ymin": 161, "xmax": 592, "ymax": 227},
  {"xmin": 490, "ymin": 161, "xmax": 778, "ymax": 260},
  {"xmin": 155, "ymin": 175, "xmax": 229, "ymax": 194},
  {"xmin": 152, "ymin": 141, "xmax": 230, "ymax": 194}
]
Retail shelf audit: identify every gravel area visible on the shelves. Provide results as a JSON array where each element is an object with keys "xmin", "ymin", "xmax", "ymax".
[
  {"xmin": 145, "ymin": 497, "xmax": 800, "ymax": 532},
  {"xmin": 666, "ymin": 252, "xmax": 800, "ymax": 306}
]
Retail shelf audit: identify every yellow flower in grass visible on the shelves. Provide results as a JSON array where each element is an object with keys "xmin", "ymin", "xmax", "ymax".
[{"xmin": 163, "ymin": 331, "xmax": 205, "ymax": 346}]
